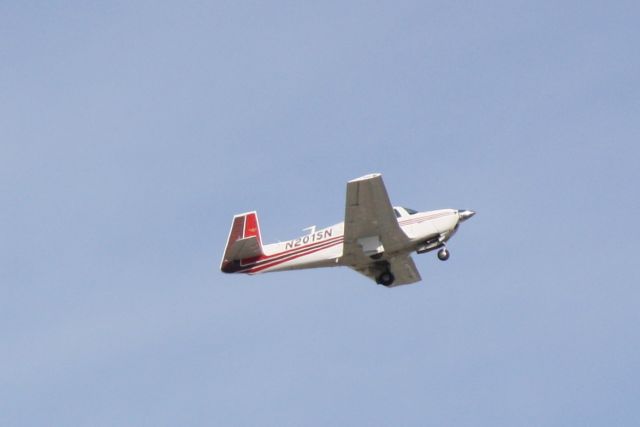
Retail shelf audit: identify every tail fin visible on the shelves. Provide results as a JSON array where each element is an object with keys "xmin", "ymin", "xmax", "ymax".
[{"xmin": 220, "ymin": 211, "xmax": 264, "ymax": 273}]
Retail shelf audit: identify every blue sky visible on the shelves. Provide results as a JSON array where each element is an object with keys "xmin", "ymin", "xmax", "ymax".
[{"xmin": 2, "ymin": 1, "xmax": 639, "ymax": 425}]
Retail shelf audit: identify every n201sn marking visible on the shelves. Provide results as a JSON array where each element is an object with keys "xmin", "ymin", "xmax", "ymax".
[{"xmin": 285, "ymin": 229, "xmax": 333, "ymax": 250}]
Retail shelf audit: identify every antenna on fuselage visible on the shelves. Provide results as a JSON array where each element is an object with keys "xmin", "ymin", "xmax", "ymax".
[{"xmin": 302, "ymin": 225, "xmax": 316, "ymax": 235}]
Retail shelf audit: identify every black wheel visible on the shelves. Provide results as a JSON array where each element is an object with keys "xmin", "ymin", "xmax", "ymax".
[
  {"xmin": 377, "ymin": 271, "xmax": 395, "ymax": 286},
  {"xmin": 437, "ymin": 248, "xmax": 450, "ymax": 261}
]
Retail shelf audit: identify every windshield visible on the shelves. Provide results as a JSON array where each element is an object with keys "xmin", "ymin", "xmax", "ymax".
[{"xmin": 404, "ymin": 207, "xmax": 418, "ymax": 215}]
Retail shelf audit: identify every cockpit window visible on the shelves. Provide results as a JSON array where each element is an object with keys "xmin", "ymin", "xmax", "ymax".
[
  {"xmin": 404, "ymin": 207, "xmax": 418, "ymax": 215},
  {"xmin": 394, "ymin": 208, "xmax": 401, "ymax": 218}
]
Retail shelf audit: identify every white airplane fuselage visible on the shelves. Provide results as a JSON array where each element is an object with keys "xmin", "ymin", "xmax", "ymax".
[{"xmin": 224, "ymin": 207, "xmax": 469, "ymax": 275}]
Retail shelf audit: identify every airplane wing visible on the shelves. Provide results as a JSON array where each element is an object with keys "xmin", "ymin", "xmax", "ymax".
[
  {"xmin": 343, "ymin": 173, "xmax": 410, "ymax": 261},
  {"xmin": 350, "ymin": 254, "xmax": 422, "ymax": 287},
  {"xmin": 342, "ymin": 174, "xmax": 417, "ymax": 286},
  {"xmin": 388, "ymin": 255, "xmax": 422, "ymax": 285}
]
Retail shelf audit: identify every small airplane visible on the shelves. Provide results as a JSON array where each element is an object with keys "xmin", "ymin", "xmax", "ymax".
[{"xmin": 220, "ymin": 173, "xmax": 475, "ymax": 287}]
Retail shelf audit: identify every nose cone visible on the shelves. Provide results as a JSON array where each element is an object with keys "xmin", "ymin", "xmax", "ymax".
[{"xmin": 458, "ymin": 209, "xmax": 476, "ymax": 222}]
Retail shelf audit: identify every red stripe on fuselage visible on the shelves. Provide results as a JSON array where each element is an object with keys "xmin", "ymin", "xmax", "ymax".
[
  {"xmin": 399, "ymin": 212, "xmax": 450, "ymax": 227},
  {"xmin": 245, "ymin": 239, "xmax": 344, "ymax": 274},
  {"xmin": 239, "ymin": 235, "xmax": 344, "ymax": 268}
]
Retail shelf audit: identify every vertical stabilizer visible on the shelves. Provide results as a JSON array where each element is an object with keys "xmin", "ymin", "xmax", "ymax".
[{"xmin": 221, "ymin": 212, "xmax": 264, "ymax": 272}]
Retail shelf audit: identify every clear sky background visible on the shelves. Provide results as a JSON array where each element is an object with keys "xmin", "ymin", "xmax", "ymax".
[{"xmin": 2, "ymin": 1, "xmax": 639, "ymax": 426}]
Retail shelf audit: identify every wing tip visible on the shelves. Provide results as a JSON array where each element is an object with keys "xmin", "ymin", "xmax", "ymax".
[{"xmin": 349, "ymin": 173, "xmax": 382, "ymax": 183}]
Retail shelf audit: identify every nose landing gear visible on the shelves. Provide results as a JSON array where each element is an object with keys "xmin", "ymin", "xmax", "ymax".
[{"xmin": 437, "ymin": 247, "xmax": 450, "ymax": 261}]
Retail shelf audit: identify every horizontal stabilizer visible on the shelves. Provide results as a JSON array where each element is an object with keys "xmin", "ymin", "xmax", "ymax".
[{"xmin": 226, "ymin": 236, "xmax": 263, "ymax": 261}]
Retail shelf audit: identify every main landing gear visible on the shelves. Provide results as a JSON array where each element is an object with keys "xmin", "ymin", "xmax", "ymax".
[
  {"xmin": 376, "ymin": 270, "xmax": 395, "ymax": 287},
  {"xmin": 374, "ymin": 261, "xmax": 395, "ymax": 286}
]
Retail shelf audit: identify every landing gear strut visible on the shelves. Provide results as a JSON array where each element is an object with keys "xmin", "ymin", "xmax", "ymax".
[
  {"xmin": 437, "ymin": 247, "xmax": 450, "ymax": 261},
  {"xmin": 377, "ymin": 271, "xmax": 395, "ymax": 286}
]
